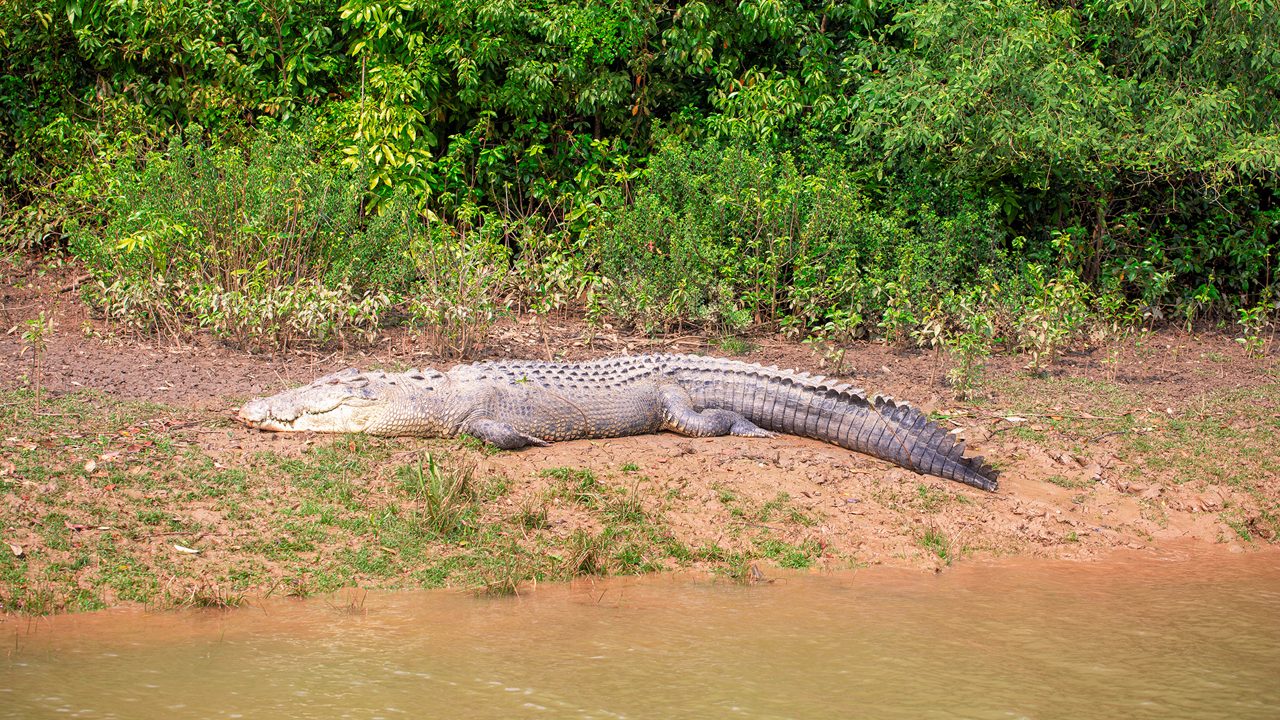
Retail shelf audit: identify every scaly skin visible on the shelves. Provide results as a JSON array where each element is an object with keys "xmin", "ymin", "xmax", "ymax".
[{"xmin": 238, "ymin": 354, "xmax": 999, "ymax": 491}]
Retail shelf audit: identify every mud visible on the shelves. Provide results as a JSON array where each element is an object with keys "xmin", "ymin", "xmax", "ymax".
[{"xmin": 2, "ymin": 255, "xmax": 1278, "ymax": 587}]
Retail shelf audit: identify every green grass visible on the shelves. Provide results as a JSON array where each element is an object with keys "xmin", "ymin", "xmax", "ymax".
[
  {"xmin": 603, "ymin": 490, "xmax": 648, "ymax": 525},
  {"xmin": 755, "ymin": 538, "xmax": 820, "ymax": 570},
  {"xmin": 396, "ymin": 453, "xmax": 480, "ymax": 540},
  {"xmin": 914, "ymin": 484, "xmax": 954, "ymax": 512},
  {"xmin": 717, "ymin": 336, "xmax": 755, "ymax": 356},
  {"xmin": 756, "ymin": 492, "xmax": 816, "ymax": 526},
  {"xmin": 992, "ymin": 376, "xmax": 1280, "ymax": 507},
  {"xmin": 543, "ymin": 467, "xmax": 602, "ymax": 506},
  {"xmin": 514, "ymin": 500, "xmax": 550, "ymax": 531},
  {"xmin": 919, "ymin": 528, "xmax": 952, "ymax": 564}
]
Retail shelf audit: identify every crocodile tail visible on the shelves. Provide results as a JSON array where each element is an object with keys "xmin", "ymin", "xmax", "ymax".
[
  {"xmin": 853, "ymin": 394, "xmax": 999, "ymax": 492},
  {"xmin": 674, "ymin": 359, "xmax": 999, "ymax": 492},
  {"xmin": 772, "ymin": 381, "xmax": 999, "ymax": 492}
]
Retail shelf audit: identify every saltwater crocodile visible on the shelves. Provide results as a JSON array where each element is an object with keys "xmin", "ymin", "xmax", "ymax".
[{"xmin": 237, "ymin": 354, "xmax": 999, "ymax": 491}]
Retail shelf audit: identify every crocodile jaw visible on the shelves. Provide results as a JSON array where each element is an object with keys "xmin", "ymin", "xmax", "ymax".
[
  {"xmin": 237, "ymin": 396, "xmax": 378, "ymax": 433},
  {"xmin": 237, "ymin": 370, "xmax": 382, "ymax": 433}
]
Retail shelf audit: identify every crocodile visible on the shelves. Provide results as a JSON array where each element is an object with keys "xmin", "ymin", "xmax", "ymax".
[{"xmin": 237, "ymin": 354, "xmax": 999, "ymax": 491}]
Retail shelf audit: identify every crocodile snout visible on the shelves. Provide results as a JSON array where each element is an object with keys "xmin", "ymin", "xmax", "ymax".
[{"xmin": 237, "ymin": 398, "xmax": 277, "ymax": 429}]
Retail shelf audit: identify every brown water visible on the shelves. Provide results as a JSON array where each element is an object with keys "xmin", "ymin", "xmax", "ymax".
[{"xmin": 3, "ymin": 547, "xmax": 1279, "ymax": 719}]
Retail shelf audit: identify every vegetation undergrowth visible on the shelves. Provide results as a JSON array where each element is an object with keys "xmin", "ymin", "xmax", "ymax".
[{"xmin": 1, "ymin": 0, "xmax": 1275, "ymax": 365}]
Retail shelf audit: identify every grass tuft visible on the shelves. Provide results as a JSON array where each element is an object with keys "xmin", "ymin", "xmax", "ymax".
[
  {"xmin": 397, "ymin": 453, "xmax": 478, "ymax": 539},
  {"xmin": 919, "ymin": 527, "xmax": 952, "ymax": 564}
]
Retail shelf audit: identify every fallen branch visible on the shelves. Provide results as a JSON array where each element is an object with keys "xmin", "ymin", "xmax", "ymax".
[
  {"xmin": 986, "ymin": 412, "xmax": 1127, "ymax": 422},
  {"xmin": 58, "ymin": 274, "xmax": 95, "ymax": 293},
  {"xmin": 1088, "ymin": 430, "xmax": 1129, "ymax": 443}
]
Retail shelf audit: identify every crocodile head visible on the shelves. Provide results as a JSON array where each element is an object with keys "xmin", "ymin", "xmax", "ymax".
[
  {"xmin": 237, "ymin": 368, "xmax": 443, "ymax": 434},
  {"xmin": 237, "ymin": 368, "xmax": 382, "ymax": 432}
]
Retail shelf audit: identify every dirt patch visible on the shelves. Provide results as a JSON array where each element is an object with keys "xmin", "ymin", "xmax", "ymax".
[{"xmin": 2, "ymin": 255, "xmax": 1278, "ymax": 610}]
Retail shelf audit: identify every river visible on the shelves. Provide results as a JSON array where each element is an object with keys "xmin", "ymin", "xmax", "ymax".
[{"xmin": 3, "ymin": 546, "xmax": 1278, "ymax": 719}]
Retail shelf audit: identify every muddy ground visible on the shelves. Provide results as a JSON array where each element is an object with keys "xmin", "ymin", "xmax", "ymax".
[{"xmin": 2, "ymin": 255, "xmax": 1278, "ymax": 610}]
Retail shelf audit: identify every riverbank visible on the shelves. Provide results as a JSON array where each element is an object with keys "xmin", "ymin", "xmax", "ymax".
[{"xmin": 2, "ymin": 256, "xmax": 1278, "ymax": 613}]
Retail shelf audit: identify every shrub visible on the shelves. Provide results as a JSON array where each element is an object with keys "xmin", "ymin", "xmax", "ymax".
[
  {"xmin": 589, "ymin": 136, "xmax": 1008, "ymax": 340},
  {"xmin": 71, "ymin": 124, "xmax": 404, "ymax": 349},
  {"xmin": 375, "ymin": 196, "xmax": 511, "ymax": 359},
  {"xmin": 1009, "ymin": 265, "xmax": 1091, "ymax": 371}
]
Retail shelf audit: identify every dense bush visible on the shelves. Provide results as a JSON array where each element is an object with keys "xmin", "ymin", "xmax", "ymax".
[
  {"xmin": 373, "ymin": 193, "xmax": 512, "ymax": 357},
  {"xmin": 72, "ymin": 126, "xmax": 401, "ymax": 349},
  {"xmin": 3, "ymin": 0, "xmax": 1278, "ymax": 353},
  {"xmin": 589, "ymin": 136, "xmax": 1008, "ymax": 340}
]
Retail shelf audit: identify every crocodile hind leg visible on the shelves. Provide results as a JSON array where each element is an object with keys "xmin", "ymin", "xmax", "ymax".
[{"xmin": 658, "ymin": 387, "xmax": 775, "ymax": 438}]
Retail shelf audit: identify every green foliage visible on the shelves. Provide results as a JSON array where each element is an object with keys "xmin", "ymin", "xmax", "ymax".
[
  {"xmin": 1236, "ymin": 293, "xmax": 1274, "ymax": 358},
  {"xmin": 73, "ymin": 124, "xmax": 400, "ymax": 349},
  {"xmin": 16, "ymin": 0, "xmax": 349, "ymax": 127},
  {"xmin": 917, "ymin": 289, "xmax": 997, "ymax": 399},
  {"xmin": 0, "ymin": 0, "xmax": 352, "ymax": 251},
  {"xmin": 4, "ymin": 0, "xmax": 1279, "ymax": 347},
  {"xmin": 338, "ymin": 0, "xmax": 649, "ymax": 205},
  {"xmin": 1011, "ymin": 266, "xmax": 1090, "ymax": 372},
  {"xmin": 590, "ymin": 135, "xmax": 1006, "ymax": 338},
  {"xmin": 376, "ymin": 195, "xmax": 511, "ymax": 358},
  {"xmin": 850, "ymin": 0, "xmax": 1280, "ymax": 305},
  {"xmin": 19, "ymin": 311, "xmax": 55, "ymax": 412}
]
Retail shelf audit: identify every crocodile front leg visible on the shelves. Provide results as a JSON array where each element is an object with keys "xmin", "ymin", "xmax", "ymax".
[
  {"xmin": 461, "ymin": 418, "xmax": 550, "ymax": 449},
  {"xmin": 659, "ymin": 387, "xmax": 775, "ymax": 438}
]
